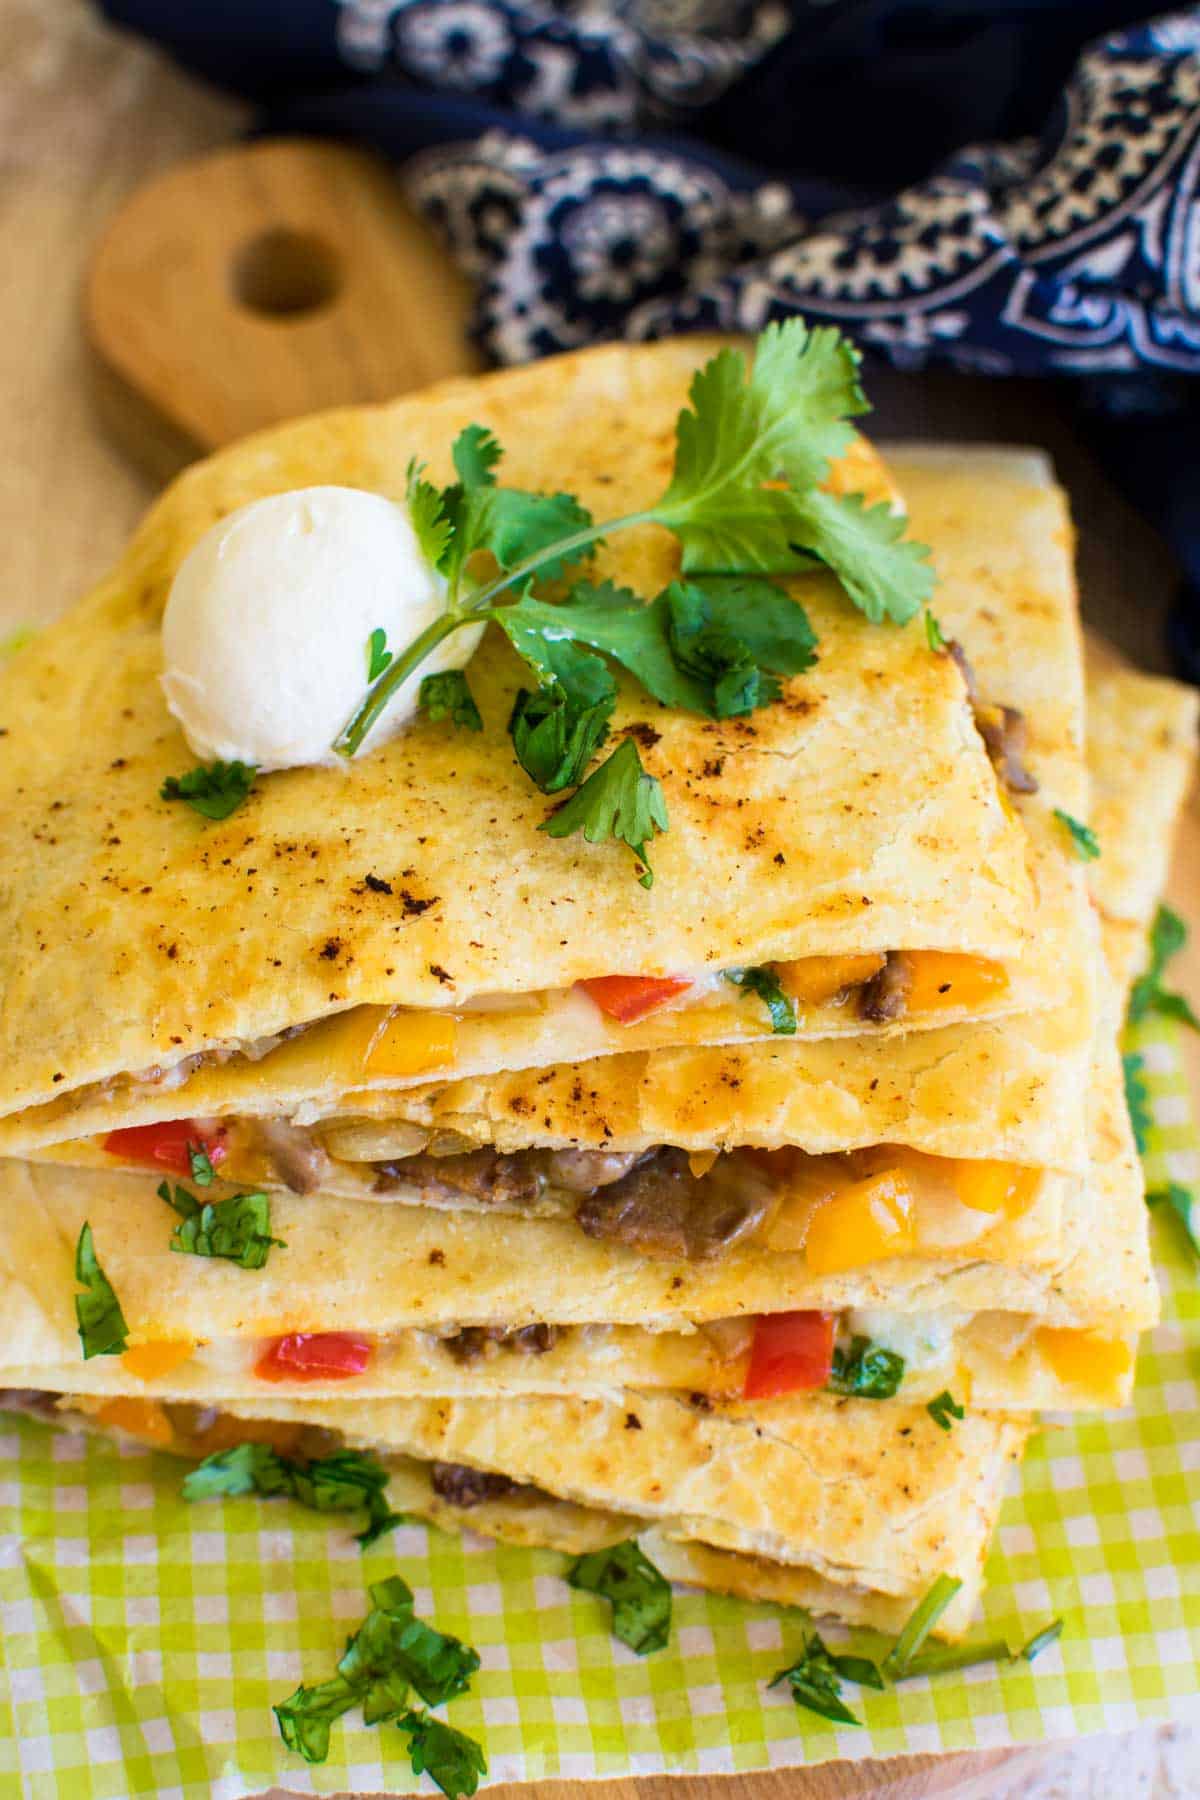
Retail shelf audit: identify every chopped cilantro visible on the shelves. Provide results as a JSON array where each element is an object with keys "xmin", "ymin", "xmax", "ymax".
[
  {"xmin": 183, "ymin": 1441, "xmax": 404, "ymax": 1545},
  {"xmin": 926, "ymin": 1390, "xmax": 964, "ymax": 1432},
  {"xmin": 771, "ymin": 1631, "xmax": 883, "ymax": 1726},
  {"xmin": 367, "ymin": 628, "xmax": 393, "ymax": 682},
  {"xmin": 158, "ymin": 1180, "xmax": 285, "ymax": 1270},
  {"xmin": 1123, "ymin": 1051, "xmax": 1152, "ymax": 1155},
  {"xmin": 160, "ymin": 759, "xmax": 256, "ymax": 821},
  {"xmin": 1147, "ymin": 1181, "xmax": 1200, "ymax": 1259},
  {"xmin": 73, "ymin": 1222, "xmax": 128, "ymax": 1360},
  {"xmin": 924, "ymin": 608, "xmax": 946, "ymax": 652},
  {"xmin": 420, "ymin": 669, "xmax": 483, "ymax": 732},
  {"xmin": 1053, "ymin": 808, "xmax": 1100, "ymax": 861},
  {"xmin": 724, "ymin": 965, "xmax": 797, "ymax": 1035},
  {"xmin": 401, "ymin": 1709, "xmax": 488, "ymax": 1799},
  {"xmin": 540, "ymin": 736, "xmax": 668, "ymax": 888},
  {"xmin": 274, "ymin": 1576, "xmax": 480, "ymax": 1768},
  {"xmin": 827, "ymin": 1335, "xmax": 906, "ymax": 1399},
  {"xmin": 566, "ymin": 1539, "xmax": 672, "ymax": 1655},
  {"xmin": 1128, "ymin": 904, "xmax": 1199, "ymax": 1031},
  {"xmin": 187, "ymin": 1141, "xmax": 217, "ymax": 1186}
]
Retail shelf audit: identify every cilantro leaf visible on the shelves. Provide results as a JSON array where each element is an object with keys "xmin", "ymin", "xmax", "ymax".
[
  {"xmin": 1128, "ymin": 904, "xmax": 1199, "ymax": 1032},
  {"xmin": 183, "ymin": 1443, "xmax": 403, "ymax": 1544},
  {"xmin": 724, "ymin": 965, "xmax": 797, "ymax": 1034},
  {"xmin": 827, "ymin": 1335, "xmax": 906, "ymax": 1399},
  {"xmin": 1123, "ymin": 1051, "xmax": 1152, "ymax": 1155},
  {"xmin": 926, "ymin": 1390, "xmax": 964, "ymax": 1432},
  {"xmin": 400, "ymin": 1710, "xmax": 488, "ymax": 1799},
  {"xmin": 566, "ymin": 1539, "xmax": 672, "ymax": 1655},
  {"xmin": 783, "ymin": 486, "xmax": 933, "ymax": 624},
  {"xmin": 770, "ymin": 1631, "xmax": 880, "ymax": 1726},
  {"xmin": 1053, "ymin": 808, "xmax": 1100, "ymax": 861},
  {"xmin": 275, "ymin": 1673, "xmax": 360, "ymax": 1764},
  {"xmin": 655, "ymin": 324, "xmax": 864, "ymax": 562},
  {"xmin": 406, "ymin": 460, "xmax": 455, "ymax": 571},
  {"xmin": 188, "ymin": 1141, "xmax": 217, "ymax": 1187},
  {"xmin": 925, "ymin": 609, "xmax": 946, "ymax": 652},
  {"xmin": 1147, "ymin": 1181, "xmax": 1200, "ymax": 1259},
  {"xmin": 160, "ymin": 759, "xmax": 256, "ymax": 821},
  {"xmin": 499, "ymin": 575, "xmax": 816, "ymax": 723},
  {"xmin": 74, "ymin": 1223, "xmax": 128, "ymax": 1360},
  {"xmin": 665, "ymin": 578, "xmax": 817, "ymax": 716},
  {"xmin": 159, "ymin": 1180, "xmax": 285, "ymax": 1270},
  {"xmin": 420, "ymin": 670, "xmax": 483, "ymax": 732},
  {"xmin": 274, "ymin": 1578, "xmax": 481, "ymax": 1770},
  {"xmin": 367, "ymin": 628, "xmax": 393, "ymax": 683},
  {"xmin": 452, "ymin": 424, "xmax": 502, "ymax": 491},
  {"xmin": 540, "ymin": 736, "xmax": 667, "ymax": 887},
  {"xmin": 509, "ymin": 641, "xmax": 616, "ymax": 793}
]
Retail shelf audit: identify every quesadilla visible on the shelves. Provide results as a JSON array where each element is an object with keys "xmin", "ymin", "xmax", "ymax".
[
  {"xmin": 8, "ymin": 451, "xmax": 1097, "ymax": 1218},
  {"xmin": 0, "ymin": 341, "xmax": 1068, "ymax": 1158},
  {"xmin": 8, "ymin": 1383, "xmax": 1026, "ymax": 1642}
]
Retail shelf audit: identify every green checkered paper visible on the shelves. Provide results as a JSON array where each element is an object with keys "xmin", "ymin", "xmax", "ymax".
[{"xmin": 2, "ymin": 1009, "xmax": 1198, "ymax": 1799}]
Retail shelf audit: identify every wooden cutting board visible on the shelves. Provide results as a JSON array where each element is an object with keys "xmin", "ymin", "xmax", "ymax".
[{"xmin": 86, "ymin": 137, "xmax": 484, "ymax": 481}]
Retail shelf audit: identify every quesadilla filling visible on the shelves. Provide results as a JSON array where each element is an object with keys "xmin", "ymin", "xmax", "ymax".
[{"xmin": 100, "ymin": 1118, "xmax": 1043, "ymax": 1266}]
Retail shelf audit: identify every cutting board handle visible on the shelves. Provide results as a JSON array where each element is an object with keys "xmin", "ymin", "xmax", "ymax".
[{"xmin": 85, "ymin": 137, "xmax": 482, "ymax": 481}]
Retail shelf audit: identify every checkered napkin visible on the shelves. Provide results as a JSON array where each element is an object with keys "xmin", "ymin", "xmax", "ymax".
[{"xmin": 2, "ymin": 1010, "xmax": 1197, "ymax": 1799}]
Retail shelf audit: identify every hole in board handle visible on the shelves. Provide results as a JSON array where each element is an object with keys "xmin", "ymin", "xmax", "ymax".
[{"xmin": 232, "ymin": 228, "xmax": 342, "ymax": 318}]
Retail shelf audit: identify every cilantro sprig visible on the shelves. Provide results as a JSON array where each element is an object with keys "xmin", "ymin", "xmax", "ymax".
[
  {"xmin": 183, "ymin": 1441, "xmax": 406, "ymax": 1546},
  {"xmin": 274, "ymin": 1574, "xmax": 483, "ymax": 1789},
  {"xmin": 332, "ymin": 321, "xmax": 933, "ymax": 881},
  {"xmin": 1123, "ymin": 1051, "xmax": 1153, "ymax": 1155}
]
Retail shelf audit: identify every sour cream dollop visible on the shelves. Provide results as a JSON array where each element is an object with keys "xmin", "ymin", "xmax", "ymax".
[{"xmin": 160, "ymin": 486, "xmax": 483, "ymax": 770}]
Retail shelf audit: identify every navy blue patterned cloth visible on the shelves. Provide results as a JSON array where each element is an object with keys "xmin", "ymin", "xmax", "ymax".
[{"xmin": 100, "ymin": 1, "xmax": 1200, "ymax": 672}]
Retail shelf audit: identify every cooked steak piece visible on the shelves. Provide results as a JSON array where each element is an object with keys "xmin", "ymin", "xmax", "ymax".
[
  {"xmin": 443, "ymin": 1323, "xmax": 561, "ymax": 1363},
  {"xmin": 945, "ymin": 640, "xmax": 1038, "ymax": 795},
  {"xmin": 858, "ymin": 951, "xmax": 912, "ymax": 1023},
  {"xmin": 975, "ymin": 703, "xmax": 1039, "ymax": 795},
  {"xmin": 575, "ymin": 1148, "xmax": 775, "ymax": 1260},
  {"xmin": 374, "ymin": 1147, "xmax": 544, "ymax": 1206},
  {"xmin": 430, "ymin": 1462, "xmax": 519, "ymax": 1507},
  {"xmin": 257, "ymin": 1118, "xmax": 330, "ymax": 1194}
]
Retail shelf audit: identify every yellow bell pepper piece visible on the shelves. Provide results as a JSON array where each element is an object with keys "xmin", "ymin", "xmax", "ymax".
[
  {"xmin": 1036, "ymin": 1327, "xmax": 1133, "ymax": 1393},
  {"xmin": 904, "ymin": 952, "xmax": 1010, "ymax": 1013},
  {"xmin": 775, "ymin": 954, "xmax": 886, "ymax": 1006},
  {"xmin": 121, "ymin": 1339, "xmax": 197, "ymax": 1382},
  {"xmin": 94, "ymin": 1397, "xmax": 176, "ymax": 1448},
  {"xmin": 364, "ymin": 1009, "xmax": 459, "ymax": 1079},
  {"xmin": 950, "ymin": 1159, "xmax": 1040, "ymax": 1217},
  {"xmin": 804, "ymin": 1170, "xmax": 916, "ymax": 1274}
]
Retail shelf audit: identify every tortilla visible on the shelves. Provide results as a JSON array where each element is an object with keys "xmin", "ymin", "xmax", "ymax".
[
  {"xmin": 0, "ymin": 342, "xmax": 1060, "ymax": 1140},
  {"xmin": 1084, "ymin": 658, "xmax": 1198, "ymax": 941},
  {"xmin": 14, "ymin": 1389, "xmax": 1020, "ymax": 1639}
]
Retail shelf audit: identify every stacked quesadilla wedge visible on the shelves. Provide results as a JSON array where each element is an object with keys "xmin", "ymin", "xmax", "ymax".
[{"xmin": 1, "ymin": 345, "xmax": 1195, "ymax": 1653}]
